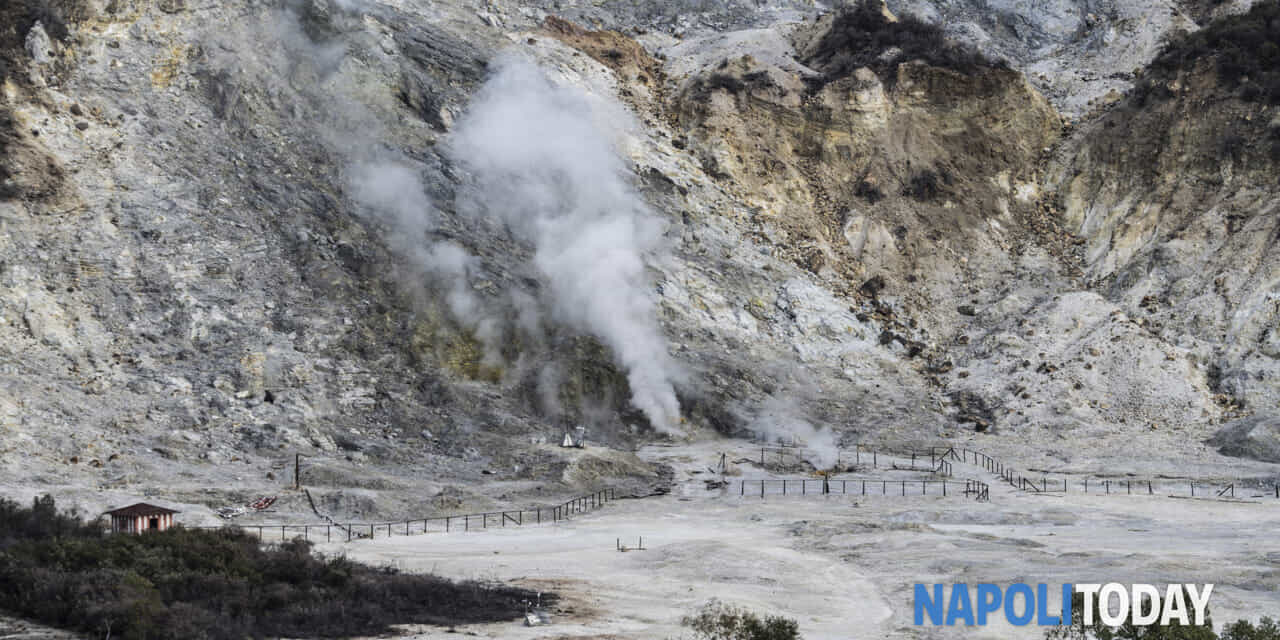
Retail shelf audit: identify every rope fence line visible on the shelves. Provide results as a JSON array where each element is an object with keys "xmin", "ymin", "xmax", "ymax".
[
  {"xmin": 754, "ymin": 443, "xmax": 956, "ymax": 477},
  {"xmin": 737, "ymin": 477, "xmax": 990, "ymax": 501},
  {"xmin": 195, "ymin": 441, "xmax": 1275, "ymax": 545},
  {"xmin": 929, "ymin": 446, "xmax": 1279, "ymax": 501},
  {"xmin": 196, "ymin": 488, "xmax": 616, "ymax": 543},
  {"xmin": 753, "ymin": 440, "xmax": 1276, "ymax": 502}
]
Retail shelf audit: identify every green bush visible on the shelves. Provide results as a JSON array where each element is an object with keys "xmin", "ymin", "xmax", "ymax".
[
  {"xmin": 1045, "ymin": 591, "xmax": 1280, "ymax": 640},
  {"xmin": 0, "ymin": 496, "xmax": 545, "ymax": 639},
  {"xmin": 682, "ymin": 601, "xmax": 802, "ymax": 640},
  {"xmin": 1223, "ymin": 618, "xmax": 1280, "ymax": 640}
]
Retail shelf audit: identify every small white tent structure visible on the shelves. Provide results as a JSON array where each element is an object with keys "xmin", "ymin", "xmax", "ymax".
[{"xmin": 560, "ymin": 426, "xmax": 586, "ymax": 448}]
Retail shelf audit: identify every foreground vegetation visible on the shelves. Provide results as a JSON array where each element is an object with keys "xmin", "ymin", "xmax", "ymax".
[
  {"xmin": 1046, "ymin": 592, "xmax": 1279, "ymax": 640},
  {"xmin": 682, "ymin": 601, "xmax": 802, "ymax": 640},
  {"xmin": 0, "ymin": 496, "xmax": 545, "ymax": 639}
]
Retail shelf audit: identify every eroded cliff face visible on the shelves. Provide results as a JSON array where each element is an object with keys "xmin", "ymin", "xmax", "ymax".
[
  {"xmin": 0, "ymin": 0, "xmax": 1274, "ymax": 518},
  {"xmin": 667, "ymin": 48, "xmax": 1063, "ymax": 337},
  {"xmin": 1049, "ymin": 58, "xmax": 1280, "ymax": 415},
  {"xmin": 644, "ymin": 8, "xmax": 1245, "ymax": 469}
]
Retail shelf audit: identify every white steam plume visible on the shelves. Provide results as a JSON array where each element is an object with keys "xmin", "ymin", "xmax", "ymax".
[
  {"xmin": 751, "ymin": 395, "xmax": 839, "ymax": 470},
  {"xmin": 450, "ymin": 57, "xmax": 683, "ymax": 434},
  {"xmin": 345, "ymin": 159, "xmax": 496, "ymax": 357}
]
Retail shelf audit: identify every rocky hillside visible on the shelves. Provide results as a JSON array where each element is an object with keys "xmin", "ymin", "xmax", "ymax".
[{"xmin": 0, "ymin": 0, "xmax": 1276, "ymax": 521}]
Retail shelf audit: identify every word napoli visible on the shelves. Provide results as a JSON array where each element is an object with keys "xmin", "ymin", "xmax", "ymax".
[{"xmin": 915, "ymin": 583, "xmax": 1213, "ymax": 627}]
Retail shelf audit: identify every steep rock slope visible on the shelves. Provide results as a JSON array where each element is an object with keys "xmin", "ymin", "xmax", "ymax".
[
  {"xmin": 1048, "ymin": 2, "xmax": 1280, "ymax": 416},
  {"xmin": 0, "ymin": 0, "xmax": 961, "ymax": 518},
  {"xmin": 0, "ymin": 0, "xmax": 1274, "ymax": 520},
  {"xmin": 0, "ymin": 0, "xmax": 676, "ymax": 517},
  {"xmin": 649, "ymin": 3, "xmax": 1236, "ymax": 470}
]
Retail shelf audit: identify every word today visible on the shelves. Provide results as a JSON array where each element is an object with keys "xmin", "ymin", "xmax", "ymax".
[{"xmin": 914, "ymin": 583, "xmax": 1213, "ymax": 627}]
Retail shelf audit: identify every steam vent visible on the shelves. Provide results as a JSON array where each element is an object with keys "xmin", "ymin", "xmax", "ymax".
[{"xmin": 1, "ymin": 0, "xmax": 1278, "ymax": 637}]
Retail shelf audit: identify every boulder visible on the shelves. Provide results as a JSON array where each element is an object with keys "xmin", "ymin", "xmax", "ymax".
[{"xmin": 1209, "ymin": 414, "xmax": 1280, "ymax": 463}]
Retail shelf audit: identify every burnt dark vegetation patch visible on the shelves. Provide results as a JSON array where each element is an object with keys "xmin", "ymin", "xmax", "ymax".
[
  {"xmin": 0, "ymin": 496, "xmax": 545, "ymax": 640},
  {"xmin": 802, "ymin": 0, "xmax": 1008, "ymax": 88},
  {"xmin": 0, "ymin": 107, "xmax": 18, "ymax": 200},
  {"xmin": 686, "ymin": 69, "xmax": 779, "ymax": 100},
  {"xmin": 703, "ymin": 72, "xmax": 746, "ymax": 94},
  {"xmin": 1138, "ymin": 0, "xmax": 1280, "ymax": 106},
  {"xmin": 0, "ymin": 0, "xmax": 90, "ymax": 72},
  {"xmin": 902, "ymin": 167, "xmax": 952, "ymax": 201},
  {"xmin": 853, "ymin": 178, "xmax": 885, "ymax": 203},
  {"xmin": 1, "ymin": 0, "xmax": 88, "ymax": 47}
]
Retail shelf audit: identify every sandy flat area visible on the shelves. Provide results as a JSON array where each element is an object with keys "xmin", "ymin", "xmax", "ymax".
[{"xmin": 319, "ymin": 442, "xmax": 1280, "ymax": 639}]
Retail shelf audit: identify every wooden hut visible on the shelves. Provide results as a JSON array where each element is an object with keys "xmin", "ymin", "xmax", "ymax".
[{"xmin": 105, "ymin": 503, "xmax": 179, "ymax": 534}]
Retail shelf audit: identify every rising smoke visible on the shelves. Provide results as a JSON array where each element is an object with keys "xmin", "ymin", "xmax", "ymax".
[
  {"xmin": 242, "ymin": 3, "xmax": 684, "ymax": 434},
  {"xmin": 750, "ymin": 394, "xmax": 840, "ymax": 470},
  {"xmin": 344, "ymin": 158, "xmax": 503, "ymax": 364},
  {"xmin": 447, "ymin": 56, "xmax": 683, "ymax": 434}
]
